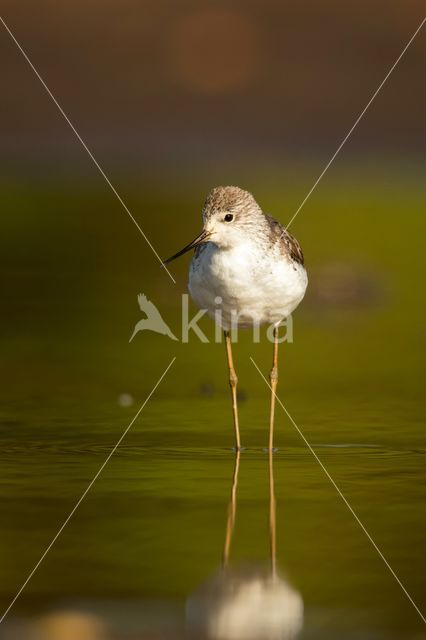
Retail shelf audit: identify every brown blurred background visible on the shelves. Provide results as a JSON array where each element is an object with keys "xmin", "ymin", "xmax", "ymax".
[{"xmin": 1, "ymin": 0, "xmax": 425, "ymax": 176}]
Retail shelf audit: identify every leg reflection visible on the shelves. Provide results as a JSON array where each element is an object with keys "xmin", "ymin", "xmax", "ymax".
[
  {"xmin": 186, "ymin": 452, "xmax": 304, "ymax": 640},
  {"xmin": 222, "ymin": 449, "xmax": 241, "ymax": 568},
  {"xmin": 269, "ymin": 448, "xmax": 277, "ymax": 579}
]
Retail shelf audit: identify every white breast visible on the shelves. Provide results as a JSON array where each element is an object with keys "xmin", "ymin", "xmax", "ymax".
[{"xmin": 189, "ymin": 241, "xmax": 307, "ymax": 330}]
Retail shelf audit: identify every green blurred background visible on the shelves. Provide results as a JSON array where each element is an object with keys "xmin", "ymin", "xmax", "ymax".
[{"xmin": 0, "ymin": 2, "xmax": 425, "ymax": 639}]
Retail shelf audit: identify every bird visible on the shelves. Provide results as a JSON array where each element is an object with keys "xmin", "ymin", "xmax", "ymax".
[
  {"xmin": 129, "ymin": 293, "xmax": 178, "ymax": 342},
  {"xmin": 163, "ymin": 186, "xmax": 307, "ymax": 451}
]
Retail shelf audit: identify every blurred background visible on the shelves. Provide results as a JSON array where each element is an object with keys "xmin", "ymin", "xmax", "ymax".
[{"xmin": 0, "ymin": 2, "xmax": 425, "ymax": 639}]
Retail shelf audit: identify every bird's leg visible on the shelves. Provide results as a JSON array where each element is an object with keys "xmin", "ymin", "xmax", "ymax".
[
  {"xmin": 224, "ymin": 330, "xmax": 241, "ymax": 451},
  {"xmin": 268, "ymin": 325, "xmax": 279, "ymax": 451}
]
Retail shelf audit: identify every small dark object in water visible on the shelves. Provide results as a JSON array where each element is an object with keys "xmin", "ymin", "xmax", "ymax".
[{"xmin": 200, "ymin": 382, "xmax": 215, "ymax": 397}]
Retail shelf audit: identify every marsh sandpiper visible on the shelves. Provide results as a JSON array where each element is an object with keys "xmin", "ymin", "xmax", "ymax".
[{"xmin": 164, "ymin": 186, "xmax": 307, "ymax": 451}]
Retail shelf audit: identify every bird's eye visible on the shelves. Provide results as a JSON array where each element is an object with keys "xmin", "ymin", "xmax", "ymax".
[{"xmin": 224, "ymin": 213, "xmax": 234, "ymax": 222}]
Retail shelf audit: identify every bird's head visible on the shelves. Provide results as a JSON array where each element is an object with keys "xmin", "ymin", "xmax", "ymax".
[{"xmin": 163, "ymin": 186, "xmax": 264, "ymax": 265}]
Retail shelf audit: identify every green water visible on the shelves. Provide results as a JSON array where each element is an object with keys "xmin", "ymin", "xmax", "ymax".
[{"xmin": 0, "ymin": 171, "xmax": 425, "ymax": 638}]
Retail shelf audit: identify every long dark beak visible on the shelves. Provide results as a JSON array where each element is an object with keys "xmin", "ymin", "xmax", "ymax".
[{"xmin": 162, "ymin": 230, "xmax": 211, "ymax": 265}]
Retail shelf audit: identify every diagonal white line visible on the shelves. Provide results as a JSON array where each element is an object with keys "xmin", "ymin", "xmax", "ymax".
[
  {"xmin": 0, "ymin": 356, "xmax": 176, "ymax": 624},
  {"xmin": 0, "ymin": 15, "xmax": 176, "ymax": 284},
  {"xmin": 250, "ymin": 356, "xmax": 426, "ymax": 624},
  {"xmin": 285, "ymin": 16, "xmax": 426, "ymax": 231}
]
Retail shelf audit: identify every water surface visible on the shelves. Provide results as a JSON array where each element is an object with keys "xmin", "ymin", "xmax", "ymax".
[{"xmin": 0, "ymin": 176, "xmax": 425, "ymax": 638}]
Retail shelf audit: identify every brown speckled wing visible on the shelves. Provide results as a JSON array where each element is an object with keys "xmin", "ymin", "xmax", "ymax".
[{"xmin": 264, "ymin": 214, "xmax": 305, "ymax": 266}]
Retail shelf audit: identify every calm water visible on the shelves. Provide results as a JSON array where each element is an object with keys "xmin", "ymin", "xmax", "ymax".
[
  {"xmin": 1, "ymin": 176, "xmax": 425, "ymax": 638},
  {"xmin": 0, "ymin": 390, "xmax": 425, "ymax": 639}
]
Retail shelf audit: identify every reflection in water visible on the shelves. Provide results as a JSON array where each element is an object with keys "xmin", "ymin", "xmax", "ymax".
[
  {"xmin": 186, "ymin": 452, "xmax": 303, "ymax": 640},
  {"xmin": 30, "ymin": 611, "xmax": 107, "ymax": 640}
]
